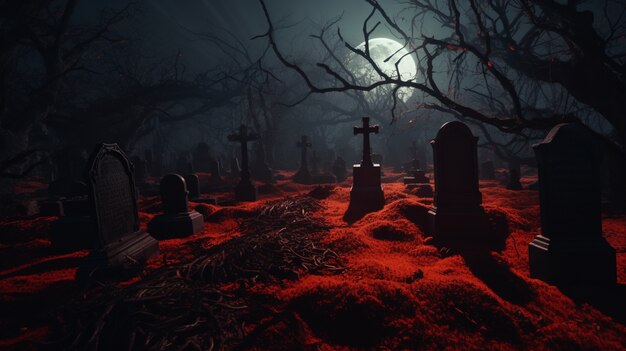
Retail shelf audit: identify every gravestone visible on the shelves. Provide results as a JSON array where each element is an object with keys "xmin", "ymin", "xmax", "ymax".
[
  {"xmin": 332, "ymin": 156, "xmax": 347, "ymax": 182},
  {"xmin": 480, "ymin": 160, "xmax": 496, "ymax": 180},
  {"xmin": 192, "ymin": 142, "xmax": 212, "ymax": 172},
  {"xmin": 427, "ymin": 121, "xmax": 489, "ymax": 248},
  {"xmin": 529, "ymin": 123, "xmax": 616, "ymax": 285},
  {"xmin": 348, "ymin": 117, "xmax": 385, "ymax": 212},
  {"xmin": 293, "ymin": 135, "xmax": 312, "ymax": 184},
  {"xmin": 184, "ymin": 173, "xmax": 217, "ymax": 205},
  {"xmin": 176, "ymin": 153, "xmax": 192, "ymax": 175},
  {"xmin": 228, "ymin": 125, "xmax": 259, "ymax": 201},
  {"xmin": 148, "ymin": 174, "xmax": 205, "ymax": 239},
  {"xmin": 77, "ymin": 143, "xmax": 158, "ymax": 280},
  {"xmin": 506, "ymin": 166, "xmax": 523, "ymax": 190},
  {"xmin": 251, "ymin": 142, "xmax": 274, "ymax": 183}
]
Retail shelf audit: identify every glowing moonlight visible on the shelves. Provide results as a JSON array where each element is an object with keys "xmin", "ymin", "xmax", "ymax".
[{"xmin": 349, "ymin": 38, "xmax": 417, "ymax": 102}]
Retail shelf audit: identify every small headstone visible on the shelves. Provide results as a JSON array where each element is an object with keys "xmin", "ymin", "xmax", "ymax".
[
  {"xmin": 77, "ymin": 143, "xmax": 159, "ymax": 280},
  {"xmin": 148, "ymin": 174, "xmax": 205, "ymax": 239},
  {"xmin": 427, "ymin": 121, "xmax": 489, "ymax": 248},
  {"xmin": 529, "ymin": 123, "xmax": 616, "ymax": 285},
  {"xmin": 480, "ymin": 160, "xmax": 496, "ymax": 180},
  {"xmin": 293, "ymin": 135, "xmax": 312, "ymax": 184},
  {"xmin": 348, "ymin": 117, "xmax": 384, "ymax": 213},
  {"xmin": 185, "ymin": 173, "xmax": 217, "ymax": 205},
  {"xmin": 228, "ymin": 125, "xmax": 259, "ymax": 202}
]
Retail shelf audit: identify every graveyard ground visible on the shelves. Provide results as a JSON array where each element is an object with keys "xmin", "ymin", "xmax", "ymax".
[{"xmin": 1, "ymin": 168, "xmax": 626, "ymax": 350}]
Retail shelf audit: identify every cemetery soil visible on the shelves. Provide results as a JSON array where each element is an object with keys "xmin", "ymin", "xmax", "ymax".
[{"xmin": 1, "ymin": 169, "xmax": 626, "ymax": 350}]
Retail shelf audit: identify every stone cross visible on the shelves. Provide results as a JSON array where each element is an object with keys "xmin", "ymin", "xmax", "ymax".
[
  {"xmin": 228, "ymin": 125, "xmax": 259, "ymax": 201},
  {"xmin": 354, "ymin": 117, "xmax": 379, "ymax": 167},
  {"xmin": 228, "ymin": 125, "xmax": 258, "ymax": 183}
]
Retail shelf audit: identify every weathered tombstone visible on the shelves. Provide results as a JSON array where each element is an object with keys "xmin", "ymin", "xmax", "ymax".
[
  {"xmin": 148, "ymin": 174, "xmax": 205, "ymax": 239},
  {"xmin": 293, "ymin": 135, "xmax": 312, "ymax": 184},
  {"xmin": 77, "ymin": 143, "xmax": 159, "ymax": 279},
  {"xmin": 184, "ymin": 173, "xmax": 217, "ymax": 205},
  {"xmin": 332, "ymin": 156, "xmax": 347, "ymax": 182},
  {"xmin": 427, "ymin": 121, "xmax": 489, "ymax": 248},
  {"xmin": 506, "ymin": 166, "xmax": 523, "ymax": 190},
  {"xmin": 192, "ymin": 142, "xmax": 212, "ymax": 172},
  {"xmin": 529, "ymin": 123, "xmax": 616, "ymax": 285},
  {"xmin": 228, "ymin": 125, "xmax": 259, "ymax": 202},
  {"xmin": 209, "ymin": 158, "xmax": 222, "ymax": 186},
  {"xmin": 349, "ymin": 117, "xmax": 385, "ymax": 212},
  {"xmin": 250, "ymin": 142, "xmax": 274, "ymax": 183},
  {"xmin": 480, "ymin": 160, "xmax": 496, "ymax": 180}
]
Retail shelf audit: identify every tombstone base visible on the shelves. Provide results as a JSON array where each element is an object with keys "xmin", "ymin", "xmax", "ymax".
[
  {"xmin": 148, "ymin": 211, "xmax": 205, "ymax": 239},
  {"xmin": 235, "ymin": 180, "xmax": 257, "ymax": 202},
  {"xmin": 50, "ymin": 216, "xmax": 96, "ymax": 251},
  {"xmin": 76, "ymin": 230, "xmax": 158, "ymax": 281},
  {"xmin": 529, "ymin": 235, "xmax": 616, "ymax": 286},
  {"xmin": 427, "ymin": 207, "xmax": 491, "ymax": 249},
  {"xmin": 349, "ymin": 164, "xmax": 384, "ymax": 212}
]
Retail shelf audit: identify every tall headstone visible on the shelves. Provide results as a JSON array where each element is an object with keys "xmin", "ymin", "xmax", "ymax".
[
  {"xmin": 349, "ymin": 117, "xmax": 385, "ymax": 212},
  {"xmin": 427, "ymin": 122, "xmax": 489, "ymax": 248},
  {"xmin": 228, "ymin": 125, "xmax": 259, "ymax": 202},
  {"xmin": 529, "ymin": 123, "xmax": 616, "ymax": 285},
  {"xmin": 77, "ymin": 143, "xmax": 158, "ymax": 279},
  {"xmin": 293, "ymin": 135, "xmax": 312, "ymax": 184},
  {"xmin": 148, "ymin": 174, "xmax": 205, "ymax": 239}
]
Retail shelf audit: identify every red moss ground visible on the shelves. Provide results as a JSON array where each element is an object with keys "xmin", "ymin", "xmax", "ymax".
[{"xmin": 1, "ymin": 168, "xmax": 625, "ymax": 350}]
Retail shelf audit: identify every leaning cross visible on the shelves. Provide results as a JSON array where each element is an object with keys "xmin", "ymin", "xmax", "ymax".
[
  {"xmin": 354, "ymin": 117, "xmax": 380, "ymax": 167},
  {"xmin": 296, "ymin": 135, "xmax": 312, "ymax": 172},
  {"xmin": 228, "ymin": 125, "xmax": 259, "ymax": 181}
]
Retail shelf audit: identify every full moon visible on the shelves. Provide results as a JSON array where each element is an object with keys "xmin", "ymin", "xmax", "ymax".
[{"xmin": 349, "ymin": 38, "xmax": 417, "ymax": 102}]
